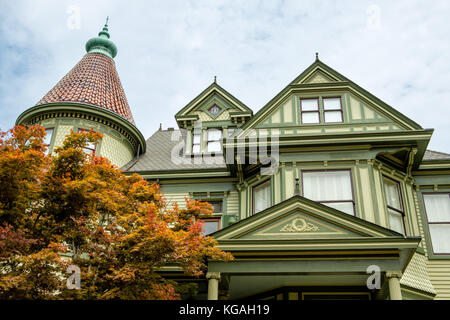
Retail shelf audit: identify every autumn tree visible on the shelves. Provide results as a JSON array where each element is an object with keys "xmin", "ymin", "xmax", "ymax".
[{"xmin": 0, "ymin": 125, "xmax": 232, "ymax": 299}]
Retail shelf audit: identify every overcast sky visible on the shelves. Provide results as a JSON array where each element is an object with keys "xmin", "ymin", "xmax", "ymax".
[{"xmin": 1, "ymin": 0, "xmax": 449, "ymax": 153}]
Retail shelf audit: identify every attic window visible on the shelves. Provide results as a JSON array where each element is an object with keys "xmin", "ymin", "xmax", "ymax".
[
  {"xmin": 323, "ymin": 97, "xmax": 343, "ymax": 123},
  {"xmin": 209, "ymin": 105, "xmax": 221, "ymax": 116},
  {"xmin": 300, "ymin": 98, "xmax": 320, "ymax": 124},
  {"xmin": 207, "ymin": 129, "xmax": 222, "ymax": 153}
]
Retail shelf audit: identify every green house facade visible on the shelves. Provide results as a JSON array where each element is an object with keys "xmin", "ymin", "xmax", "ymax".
[{"xmin": 16, "ymin": 25, "xmax": 450, "ymax": 300}]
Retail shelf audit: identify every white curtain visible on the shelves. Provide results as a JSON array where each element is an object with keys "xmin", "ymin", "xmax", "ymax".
[
  {"xmin": 388, "ymin": 209, "xmax": 404, "ymax": 234},
  {"xmin": 423, "ymin": 194, "xmax": 450, "ymax": 253},
  {"xmin": 424, "ymin": 194, "xmax": 450, "ymax": 222},
  {"xmin": 429, "ymin": 224, "xmax": 450, "ymax": 253},
  {"xmin": 303, "ymin": 171, "xmax": 354, "ymax": 215},
  {"xmin": 254, "ymin": 182, "xmax": 271, "ymax": 213},
  {"xmin": 303, "ymin": 171, "xmax": 352, "ymax": 201},
  {"xmin": 207, "ymin": 129, "xmax": 222, "ymax": 141},
  {"xmin": 383, "ymin": 178, "xmax": 402, "ymax": 210}
]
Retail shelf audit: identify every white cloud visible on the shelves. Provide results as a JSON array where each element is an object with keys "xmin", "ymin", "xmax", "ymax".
[{"xmin": 0, "ymin": 0, "xmax": 449, "ymax": 153}]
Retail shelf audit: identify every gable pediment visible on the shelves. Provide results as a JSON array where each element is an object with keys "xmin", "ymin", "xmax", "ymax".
[
  {"xmin": 175, "ymin": 82, "xmax": 252, "ymax": 127},
  {"xmin": 237, "ymin": 59, "xmax": 422, "ymax": 137},
  {"xmin": 213, "ymin": 196, "xmax": 402, "ymax": 241}
]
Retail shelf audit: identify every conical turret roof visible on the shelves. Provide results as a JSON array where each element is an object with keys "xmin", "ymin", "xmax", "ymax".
[{"xmin": 36, "ymin": 20, "xmax": 135, "ymax": 124}]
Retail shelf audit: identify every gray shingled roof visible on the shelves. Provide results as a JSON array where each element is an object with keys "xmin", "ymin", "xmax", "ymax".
[
  {"xmin": 423, "ymin": 149, "xmax": 450, "ymax": 161},
  {"xmin": 123, "ymin": 130, "xmax": 450, "ymax": 172},
  {"xmin": 124, "ymin": 129, "xmax": 226, "ymax": 172}
]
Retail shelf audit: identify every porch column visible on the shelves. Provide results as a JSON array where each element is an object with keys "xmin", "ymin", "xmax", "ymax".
[
  {"xmin": 386, "ymin": 271, "xmax": 403, "ymax": 300},
  {"xmin": 206, "ymin": 272, "xmax": 221, "ymax": 300}
]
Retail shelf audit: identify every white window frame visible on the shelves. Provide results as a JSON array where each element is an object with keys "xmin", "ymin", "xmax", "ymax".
[
  {"xmin": 301, "ymin": 169, "xmax": 355, "ymax": 215},
  {"xmin": 423, "ymin": 193, "xmax": 450, "ymax": 254}
]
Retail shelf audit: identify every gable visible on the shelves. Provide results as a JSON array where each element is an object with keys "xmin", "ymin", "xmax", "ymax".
[
  {"xmin": 175, "ymin": 82, "xmax": 252, "ymax": 128},
  {"xmin": 238, "ymin": 59, "xmax": 422, "ymax": 138},
  {"xmin": 213, "ymin": 196, "xmax": 402, "ymax": 241},
  {"xmin": 300, "ymin": 69, "xmax": 340, "ymax": 84}
]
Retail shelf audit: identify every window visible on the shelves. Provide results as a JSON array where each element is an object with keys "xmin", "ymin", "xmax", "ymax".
[
  {"xmin": 423, "ymin": 193, "xmax": 450, "ymax": 254},
  {"xmin": 300, "ymin": 98, "xmax": 320, "ymax": 124},
  {"xmin": 253, "ymin": 180, "xmax": 271, "ymax": 214},
  {"xmin": 209, "ymin": 105, "xmax": 221, "ymax": 116},
  {"xmin": 43, "ymin": 128, "xmax": 54, "ymax": 154},
  {"xmin": 77, "ymin": 128, "xmax": 96, "ymax": 154},
  {"xmin": 227, "ymin": 128, "xmax": 236, "ymax": 138},
  {"xmin": 192, "ymin": 133, "xmax": 201, "ymax": 154},
  {"xmin": 207, "ymin": 200, "xmax": 223, "ymax": 214},
  {"xmin": 302, "ymin": 170, "xmax": 355, "ymax": 215},
  {"xmin": 207, "ymin": 129, "xmax": 222, "ymax": 153},
  {"xmin": 383, "ymin": 177, "xmax": 405, "ymax": 235},
  {"xmin": 200, "ymin": 218, "xmax": 221, "ymax": 235},
  {"xmin": 323, "ymin": 97, "xmax": 343, "ymax": 123}
]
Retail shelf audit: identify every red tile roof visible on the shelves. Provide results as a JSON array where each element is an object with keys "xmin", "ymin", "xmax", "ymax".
[{"xmin": 36, "ymin": 53, "xmax": 135, "ymax": 123}]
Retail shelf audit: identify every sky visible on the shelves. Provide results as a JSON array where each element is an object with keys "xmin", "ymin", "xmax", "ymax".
[{"xmin": 0, "ymin": 0, "xmax": 449, "ymax": 153}]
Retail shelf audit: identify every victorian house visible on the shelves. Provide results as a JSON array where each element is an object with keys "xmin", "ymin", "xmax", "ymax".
[{"xmin": 15, "ymin": 23, "xmax": 450, "ymax": 300}]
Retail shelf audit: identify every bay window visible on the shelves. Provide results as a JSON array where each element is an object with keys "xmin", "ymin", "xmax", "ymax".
[
  {"xmin": 383, "ymin": 177, "xmax": 405, "ymax": 235},
  {"xmin": 302, "ymin": 170, "xmax": 355, "ymax": 215},
  {"xmin": 423, "ymin": 193, "xmax": 450, "ymax": 254},
  {"xmin": 253, "ymin": 180, "xmax": 271, "ymax": 214}
]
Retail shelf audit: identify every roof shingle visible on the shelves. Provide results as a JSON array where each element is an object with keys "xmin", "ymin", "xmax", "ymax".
[{"xmin": 36, "ymin": 53, "xmax": 135, "ymax": 123}]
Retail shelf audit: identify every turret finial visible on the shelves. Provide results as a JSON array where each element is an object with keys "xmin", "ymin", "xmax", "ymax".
[
  {"xmin": 85, "ymin": 18, "xmax": 118, "ymax": 59},
  {"xmin": 315, "ymin": 52, "xmax": 319, "ymax": 61},
  {"xmin": 214, "ymin": 75, "xmax": 217, "ymax": 83}
]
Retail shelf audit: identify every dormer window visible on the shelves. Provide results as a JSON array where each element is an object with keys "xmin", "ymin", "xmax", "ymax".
[
  {"xmin": 207, "ymin": 129, "xmax": 222, "ymax": 153},
  {"xmin": 192, "ymin": 133, "xmax": 201, "ymax": 154},
  {"xmin": 209, "ymin": 105, "xmax": 221, "ymax": 116}
]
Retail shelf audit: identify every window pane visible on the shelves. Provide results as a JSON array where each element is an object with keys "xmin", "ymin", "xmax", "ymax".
[
  {"xmin": 207, "ymin": 141, "xmax": 221, "ymax": 152},
  {"xmin": 325, "ymin": 202, "xmax": 354, "ymax": 215},
  {"xmin": 324, "ymin": 111, "xmax": 342, "ymax": 123},
  {"xmin": 424, "ymin": 194, "xmax": 450, "ymax": 222},
  {"xmin": 208, "ymin": 129, "xmax": 222, "ymax": 141},
  {"xmin": 301, "ymin": 99, "xmax": 319, "ymax": 111},
  {"xmin": 208, "ymin": 201, "xmax": 223, "ymax": 213},
  {"xmin": 388, "ymin": 209, "xmax": 404, "ymax": 234},
  {"xmin": 202, "ymin": 220, "xmax": 220, "ymax": 235},
  {"xmin": 78, "ymin": 128, "xmax": 96, "ymax": 151},
  {"xmin": 429, "ymin": 224, "xmax": 450, "ymax": 253},
  {"xmin": 303, "ymin": 171, "xmax": 353, "ymax": 202},
  {"xmin": 323, "ymin": 98, "xmax": 341, "ymax": 110},
  {"xmin": 82, "ymin": 148, "xmax": 94, "ymax": 155},
  {"xmin": 302, "ymin": 112, "xmax": 320, "ymax": 124},
  {"xmin": 44, "ymin": 128, "xmax": 53, "ymax": 145},
  {"xmin": 193, "ymin": 134, "xmax": 201, "ymax": 144},
  {"xmin": 192, "ymin": 144, "xmax": 200, "ymax": 154},
  {"xmin": 383, "ymin": 178, "xmax": 401, "ymax": 210},
  {"xmin": 254, "ymin": 182, "xmax": 271, "ymax": 214}
]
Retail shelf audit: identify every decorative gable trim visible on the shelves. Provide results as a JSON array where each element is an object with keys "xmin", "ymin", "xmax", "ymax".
[
  {"xmin": 212, "ymin": 195, "xmax": 405, "ymax": 241},
  {"xmin": 175, "ymin": 82, "xmax": 253, "ymax": 128}
]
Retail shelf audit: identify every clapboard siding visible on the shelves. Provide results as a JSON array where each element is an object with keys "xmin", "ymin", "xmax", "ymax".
[{"xmin": 428, "ymin": 260, "xmax": 450, "ymax": 299}]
